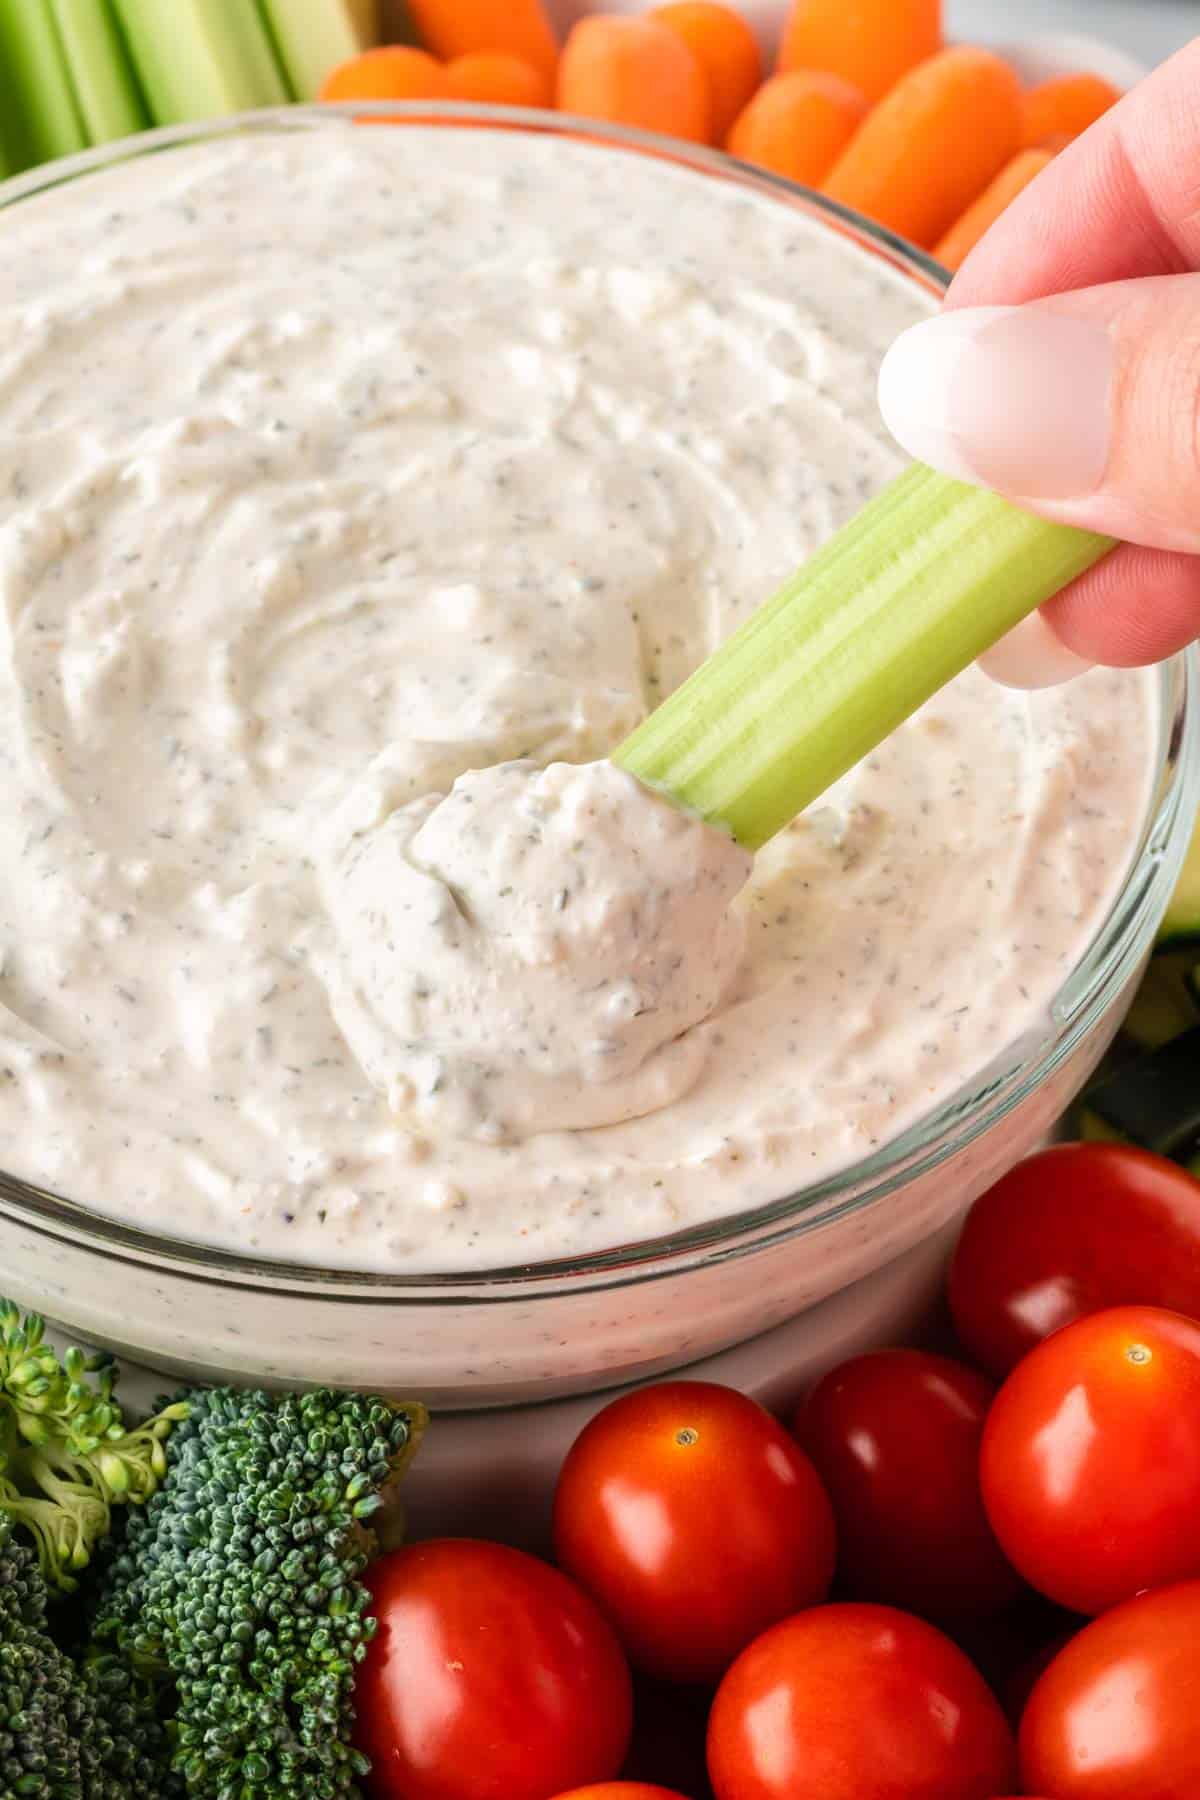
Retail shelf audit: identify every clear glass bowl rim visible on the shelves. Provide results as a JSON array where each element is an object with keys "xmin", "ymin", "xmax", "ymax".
[{"xmin": 0, "ymin": 99, "xmax": 1196, "ymax": 1303}]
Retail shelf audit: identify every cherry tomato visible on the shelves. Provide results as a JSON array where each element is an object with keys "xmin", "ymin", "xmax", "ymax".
[
  {"xmin": 706, "ymin": 1602, "xmax": 1017, "ymax": 1800},
  {"xmin": 553, "ymin": 1382, "xmax": 835, "ymax": 1686},
  {"xmin": 948, "ymin": 1143, "xmax": 1200, "ymax": 1377},
  {"xmin": 980, "ymin": 1304, "xmax": 1200, "ymax": 1614},
  {"xmin": 1020, "ymin": 1580, "xmax": 1200, "ymax": 1797},
  {"xmin": 794, "ymin": 1349, "xmax": 1021, "ymax": 1620},
  {"xmin": 356, "ymin": 1539, "xmax": 633, "ymax": 1800}
]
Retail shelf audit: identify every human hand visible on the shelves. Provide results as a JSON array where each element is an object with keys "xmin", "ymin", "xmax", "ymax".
[{"xmin": 877, "ymin": 38, "xmax": 1200, "ymax": 686}]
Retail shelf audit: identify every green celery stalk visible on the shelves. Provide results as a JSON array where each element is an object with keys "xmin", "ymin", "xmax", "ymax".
[
  {"xmin": 115, "ymin": 0, "xmax": 291, "ymax": 123},
  {"xmin": 258, "ymin": 0, "xmax": 376, "ymax": 100},
  {"xmin": 0, "ymin": 0, "xmax": 88, "ymax": 166},
  {"xmin": 0, "ymin": 13, "xmax": 27, "ymax": 172},
  {"xmin": 51, "ymin": 0, "xmax": 148, "ymax": 142},
  {"xmin": 615, "ymin": 465, "xmax": 1114, "ymax": 851},
  {"xmin": 0, "ymin": 94, "xmax": 14, "ymax": 177}
]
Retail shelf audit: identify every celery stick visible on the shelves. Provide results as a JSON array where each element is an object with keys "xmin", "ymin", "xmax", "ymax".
[
  {"xmin": 0, "ymin": 22, "xmax": 18, "ymax": 174},
  {"xmin": 0, "ymin": 65, "xmax": 19, "ymax": 174},
  {"xmin": 115, "ymin": 0, "xmax": 291, "ymax": 124},
  {"xmin": 259, "ymin": 0, "xmax": 374, "ymax": 101},
  {"xmin": 0, "ymin": 0, "xmax": 88, "ymax": 166},
  {"xmin": 52, "ymin": 0, "xmax": 148, "ymax": 142},
  {"xmin": 615, "ymin": 466, "xmax": 1113, "ymax": 851}
]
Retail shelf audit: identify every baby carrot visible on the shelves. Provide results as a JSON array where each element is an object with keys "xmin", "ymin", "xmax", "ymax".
[
  {"xmin": 779, "ymin": 0, "xmax": 941, "ymax": 105},
  {"xmin": 405, "ymin": 0, "xmax": 558, "ymax": 82},
  {"xmin": 933, "ymin": 146, "xmax": 1054, "ymax": 271},
  {"xmin": 557, "ymin": 16, "xmax": 712, "ymax": 146},
  {"xmin": 319, "ymin": 45, "xmax": 448, "ymax": 103},
  {"xmin": 728, "ymin": 71, "xmax": 868, "ymax": 188},
  {"xmin": 651, "ymin": 3, "xmax": 761, "ymax": 142},
  {"xmin": 1020, "ymin": 71, "xmax": 1120, "ymax": 148},
  {"xmin": 822, "ymin": 46, "xmax": 1021, "ymax": 249},
  {"xmin": 445, "ymin": 50, "xmax": 553, "ymax": 110}
]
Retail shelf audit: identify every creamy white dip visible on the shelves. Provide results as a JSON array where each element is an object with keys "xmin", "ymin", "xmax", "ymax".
[
  {"xmin": 315, "ymin": 756, "xmax": 750, "ymax": 1142},
  {"xmin": 0, "ymin": 126, "xmax": 1154, "ymax": 1273}
]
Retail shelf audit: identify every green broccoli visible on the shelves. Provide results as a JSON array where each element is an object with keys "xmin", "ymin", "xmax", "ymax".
[
  {"xmin": 0, "ymin": 1514, "xmax": 85, "ymax": 1799},
  {"xmin": 0, "ymin": 1302, "xmax": 185, "ymax": 1592},
  {"xmin": 0, "ymin": 1511, "xmax": 175, "ymax": 1799},
  {"xmin": 0, "ymin": 1304, "xmax": 428, "ymax": 1797},
  {"xmin": 90, "ymin": 1384, "xmax": 427, "ymax": 1799}
]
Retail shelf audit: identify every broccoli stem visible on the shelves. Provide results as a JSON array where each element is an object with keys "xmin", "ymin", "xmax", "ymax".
[{"xmin": 0, "ymin": 1303, "xmax": 182, "ymax": 1591}]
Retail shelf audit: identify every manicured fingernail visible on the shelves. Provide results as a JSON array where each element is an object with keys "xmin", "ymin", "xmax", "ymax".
[
  {"xmin": 977, "ymin": 610, "xmax": 1093, "ymax": 689},
  {"xmin": 878, "ymin": 305, "xmax": 1113, "ymax": 499}
]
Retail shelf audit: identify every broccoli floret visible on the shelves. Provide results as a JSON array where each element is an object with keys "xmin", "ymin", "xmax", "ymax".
[
  {"xmin": 0, "ymin": 1513, "xmax": 175, "ymax": 1799},
  {"xmin": 0, "ymin": 1303, "xmax": 185, "ymax": 1592},
  {"xmin": 0, "ymin": 1515, "xmax": 85, "ymax": 1799},
  {"xmin": 90, "ymin": 1385, "xmax": 427, "ymax": 1799}
]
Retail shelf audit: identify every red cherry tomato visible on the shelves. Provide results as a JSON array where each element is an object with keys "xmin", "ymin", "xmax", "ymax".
[
  {"xmin": 980, "ymin": 1304, "xmax": 1200, "ymax": 1614},
  {"xmin": 356, "ymin": 1539, "xmax": 633, "ymax": 1800},
  {"xmin": 1020, "ymin": 1581, "xmax": 1200, "ymax": 1797},
  {"xmin": 794, "ymin": 1348, "xmax": 1021, "ymax": 1620},
  {"xmin": 948, "ymin": 1143, "xmax": 1200, "ymax": 1377},
  {"xmin": 553, "ymin": 1382, "xmax": 835, "ymax": 1686},
  {"xmin": 706, "ymin": 1603, "xmax": 1017, "ymax": 1800}
]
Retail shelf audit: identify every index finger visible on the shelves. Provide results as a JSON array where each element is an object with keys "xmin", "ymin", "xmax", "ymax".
[{"xmin": 947, "ymin": 36, "xmax": 1200, "ymax": 307}]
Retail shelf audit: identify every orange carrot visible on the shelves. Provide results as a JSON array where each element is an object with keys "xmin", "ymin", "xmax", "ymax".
[
  {"xmin": 822, "ymin": 46, "xmax": 1021, "ymax": 249},
  {"xmin": 319, "ymin": 45, "xmax": 448, "ymax": 104},
  {"xmin": 727, "ymin": 71, "xmax": 868, "ymax": 188},
  {"xmin": 405, "ymin": 0, "xmax": 558, "ymax": 82},
  {"xmin": 557, "ymin": 17, "xmax": 712, "ymax": 146},
  {"xmin": 1020, "ymin": 71, "xmax": 1120, "ymax": 148},
  {"xmin": 445, "ymin": 50, "xmax": 553, "ymax": 110},
  {"xmin": 651, "ymin": 3, "xmax": 761, "ymax": 142},
  {"xmin": 933, "ymin": 146, "xmax": 1054, "ymax": 271},
  {"xmin": 779, "ymin": 0, "xmax": 941, "ymax": 105}
]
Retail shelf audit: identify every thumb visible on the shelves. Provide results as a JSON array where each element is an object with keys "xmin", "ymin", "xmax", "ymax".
[{"xmin": 877, "ymin": 276, "xmax": 1200, "ymax": 554}]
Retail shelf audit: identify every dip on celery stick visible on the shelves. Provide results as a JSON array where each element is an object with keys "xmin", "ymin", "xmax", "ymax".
[{"xmin": 0, "ymin": 127, "xmax": 1153, "ymax": 1272}]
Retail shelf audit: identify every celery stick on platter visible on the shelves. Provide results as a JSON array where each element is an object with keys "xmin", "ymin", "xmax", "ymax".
[
  {"xmin": 51, "ymin": 0, "xmax": 148, "ymax": 142},
  {"xmin": 115, "ymin": 0, "xmax": 292, "ymax": 124},
  {"xmin": 0, "ymin": 0, "xmax": 88, "ymax": 169},
  {"xmin": 260, "ymin": 0, "xmax": 378, "ymax": 100}
]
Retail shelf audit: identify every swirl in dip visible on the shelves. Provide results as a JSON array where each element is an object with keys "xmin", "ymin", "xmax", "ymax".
[{"xmin": 0, "ymin": 126, "xmax": 1153, "ymax": 1272}]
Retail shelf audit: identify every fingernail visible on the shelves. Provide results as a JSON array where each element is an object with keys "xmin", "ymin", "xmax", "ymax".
[
  {"xmin": 977, "ymin": 610, "xmax": 1094, "ymax": 689},
  {"xmin": 878, "ymin": 305, "xmax": 1113, "ymax": 499}
]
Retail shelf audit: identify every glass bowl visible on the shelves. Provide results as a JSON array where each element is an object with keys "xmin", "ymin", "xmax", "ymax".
[{"xmin": 0, "ymin": 104, "xmax": 1195, "ymax": 1408}]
